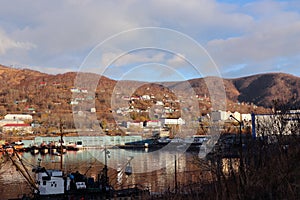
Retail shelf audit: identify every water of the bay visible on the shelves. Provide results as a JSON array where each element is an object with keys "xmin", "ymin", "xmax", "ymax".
[{"xmin": 0, "ymin": 148, "xmax": 207, "ymax": 199}]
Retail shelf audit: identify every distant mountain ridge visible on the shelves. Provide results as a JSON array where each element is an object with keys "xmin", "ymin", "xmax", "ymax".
[
  {"xmin": 0, "ymin": 64, "xmax": 299, "ymax": 111},
  {"xmin": 230, "ymin": 73, "xmax": 300, "ymax": 108}
]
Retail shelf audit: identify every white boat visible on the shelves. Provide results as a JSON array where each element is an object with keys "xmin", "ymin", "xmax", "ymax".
[
  {"xmin": 76, "ymin": 141, "xmax": 83, "ymax": 149},
  {"xmin": 66, "ymin": 142, "xmax": 79, "ymax": 151},
  {"xmin": 33, "ymin": 167, "xmax": 66, "ymax": 195}
]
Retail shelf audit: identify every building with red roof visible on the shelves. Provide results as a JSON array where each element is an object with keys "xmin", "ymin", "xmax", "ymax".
[{"xmin": 2, "ymin": 123, "xmax": 32, "ymax": 134}]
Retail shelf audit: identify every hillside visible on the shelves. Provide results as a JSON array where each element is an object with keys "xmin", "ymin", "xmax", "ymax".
[
  {"xmin": 178, "ymin": 73, "xmax": 300, "ymax": 109},
  {"xmin": 0, "ymin": 64, "xmax": 299, "ymax": 132},
  {"xmin": 231, "ymin": 73, "xmax": 300, "ymax": 108}
]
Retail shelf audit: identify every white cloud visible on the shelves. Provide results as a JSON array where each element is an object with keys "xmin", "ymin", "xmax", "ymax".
[
  {"xmin": 0, "ymin": 0, "xmax": 253, "ymax": 61},
  {"xmin": 166, "ymin": 54, "xmax": 187, "ymax": 67},
  {"xmin": 206, "ymin": 0, "xmax": 300, "ymax": 77},
  {"xmin": 31, "ymin": 65, "xmax": 75, "ymax": 75},
  {"xmin": 0, "ymin": 0, "xmax": 299, "ymax": 79},
  {"xmin": 0, "ymin": 29, "xmax": 35, "ymax": 54},
  {"xmin": 101, "ymin": 51, "xmax": 165, "ymax": 67},
  {"xmin": 207, "ymin": 20, "xmax": 300, "ymax": 64}
]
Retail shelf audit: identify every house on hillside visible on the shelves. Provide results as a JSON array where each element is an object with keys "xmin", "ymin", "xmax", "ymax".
[
  {"xmin": 126, "ymin": 121, "xmax": 143, "ymax": 129},
  {"xmin": 160, "ymin": 118, "xmax": 185, "ymax": 126},
  {"xmin": 39, "ymin": 81, "xmax": 47, "ymax": 86},
  {"xmin": 144, "ymin": 120, "xmax": 161, "ymax": 127},
  {"xmin": 2, "ymin": 124, "xmax": 32, "ymax": 134},
  {"xmin": 156, "ymin": 101, "xmax": 164, "ymax": 106},
  {"xmin": 70, "ymin": 88, "xmax": 81, "ymax": 93},
  {"xmin": 4, "ymin": 114, "xmax": 33, "ymax": 121},
  {"xmin": 142, "ymin": 95, "xmax": 151, "ymax": 100},
  {"xmin": 0, "ymin": 119, "xmax": 24, "ymax": 127}
]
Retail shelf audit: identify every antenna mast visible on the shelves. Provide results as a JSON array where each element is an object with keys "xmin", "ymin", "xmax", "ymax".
[{"xmin": 59, "ymin": 121, "xmax": 64, "ymax": 171}]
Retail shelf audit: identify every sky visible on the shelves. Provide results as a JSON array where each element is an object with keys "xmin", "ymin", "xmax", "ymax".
[{"xmin": 0, "ymin": 0, "xmax": 300, "ymax": 81}]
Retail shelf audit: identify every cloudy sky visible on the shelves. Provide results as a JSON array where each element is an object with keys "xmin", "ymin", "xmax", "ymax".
[{"xmin": 0, "ymin": 0, "xmax": 300, "ymax": 81}]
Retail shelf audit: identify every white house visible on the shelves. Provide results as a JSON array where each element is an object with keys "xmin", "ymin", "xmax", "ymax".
[
  {"xmin": 4, "ymin": 114, "xmax": 33, "ymax": 121},
  {"xmin": 70, "ymin": 88, "xmax": 81, "ymax": 93},
  {"xmin": 2, "ymin": 123, "xmax": 32, "ymax": 134},
  {"xmin": 142, "ymin": 95, "xmax": 151, "ymax": 100},
  {"xmin": 126, "ymin": 121, "xmax": 143, "ymax": 129},
  {"xmin": 160, "ymin": 118, "xmax": 185, "ymax": 126},
  {"xmin": 241, "ymin": 114, "xmax": 252, "ymax": 121},
  {"xmin": 156, "ymin": 101, "xmax": 164, "ymax": 106},
  {"xmin": 0, "ymin": 119, "xmax": 24, "ymax": 127},
  {"xmin": 145, "ymin": 120, "xmax": 161, "ymax": 127},
  {"xmin": 70, "ymin": 101, "xmax": 79, "ymax": 105},
  {"xmin": 231, "ymin": 111, "xmax": 241, "ymax": 121}
]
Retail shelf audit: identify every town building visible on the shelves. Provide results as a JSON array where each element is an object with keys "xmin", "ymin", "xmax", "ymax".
[
  {"xmin": 2, "ymin": 123, "xmax": 32, "ymax": 134},
  {"xmin": 241, "ymin": 114, "xmax": 252, "ymax": 121},
  {"xmin": 0, "ymin": 119, "xmax": 24, "ymax": 127},
  {"xmin": 145, "ymin": 120, "xmax": 161, "ymax": 127},
  {"xmin": 126, "ymin": 121, "xmax": 143, "ymax": 129},
  {"xmin": 4, "ymin": 114, "xmax": 33, "ymax": 121},
  {"xmin": 252, "ymin": 112, "xmax": 300, "ymax": 138},
  {"xmin": 231, "ymin": 111, "xmax": 241, "ymax": 121},
  {"xmin": 160, "ymin": 118, "xmax": 185, "ymax": 126},
  {"xmin": 211, "ymin": 110, "xmax": 230, "ymax": 121}
]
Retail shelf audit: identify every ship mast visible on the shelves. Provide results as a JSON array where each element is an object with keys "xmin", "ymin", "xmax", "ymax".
[
  {"xmin": 103, "ymin": 146, "xmax": 110, "ymax": 186},
  {"xmin": 5, "ymin": 148, "xmax": 38, "ymax": 191},
  {"xmin": 59, "ymin": 121, "xmax": 64, "ymax": 171}
]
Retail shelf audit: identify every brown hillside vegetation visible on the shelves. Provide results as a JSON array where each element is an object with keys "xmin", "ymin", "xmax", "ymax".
[
  {"xmin": 1, "ymin": 64, "xmax": 299, "ymax": 131},
  {"xmin": 232, "ymin": 73, "xmax": 300, "ymax": 108}
]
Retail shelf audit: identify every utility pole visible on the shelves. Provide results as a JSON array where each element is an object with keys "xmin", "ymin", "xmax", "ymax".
[
  {"xmin": 104, "ymin": 147, "xmax": 110, "ymax": 186},
  {"xmin": 230, "ymin": 115, "xmax": 246, "ymax": 197},
  {"xmin": 230, "ymin": 115, "xmax": 243, "ymax": 165},
  {"xmin": 175, "ymin": 155, "xmax": 178, "ymax": 193}
]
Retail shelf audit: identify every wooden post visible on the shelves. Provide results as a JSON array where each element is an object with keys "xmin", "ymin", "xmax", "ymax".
[
  {"xmin": 175, "ymin": 155, "xmax": 178, "ymax": 193},
  {"xmin": 60, "ymin": 122, "xmax": 63, "ymax": 171}
]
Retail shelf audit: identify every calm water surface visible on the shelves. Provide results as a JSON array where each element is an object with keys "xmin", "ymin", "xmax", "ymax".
[{"xmin": 0, "ymin": 148, "xmax": 205, "ymax": 199}]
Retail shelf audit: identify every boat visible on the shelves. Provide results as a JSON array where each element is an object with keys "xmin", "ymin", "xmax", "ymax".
[
  {"xmin": 117, "ymin": 138, "xmax": 157, "ymax": 149},
  {"xmin": 117, "ymin": 135, "xmax": 212, "ymax": 151},
  {"xmin": 157, "ymin": 137, "xmax": 172, "ymax": 145},
  {"xmin": 39, "ymin": 147, "xmax": 48, "ymax": 155},
  {"xmin": 48, "ymin": 141, "xmax": 57, "ymax": 155},
  {"xmin": 192, "ymin": 135, "xmax": 211, "ymax": 145},
  {"xmin": 30, "ymin": 145, "xmax": 39, "ymax": 155},
  {"xmin": 12, "ymin": 141, "xmax": 25, "ymax": 152},
  {"xmin": 39, "ymin": 142, "xmax": 49, "ymax": 154},
  {"xmin": 76, "ymin": 141, "xmax": 83, "ymax": 149},
  {"xmin": 66, "ymin": 142, "xmax": 79, "ymax": 151},
  {"xmin": 3, "ymin": 145, "xmax": 14, "ymax": 155},
  {"xmin": 56, "ymin": 145, "xmax": 67, "ymax": 154}
]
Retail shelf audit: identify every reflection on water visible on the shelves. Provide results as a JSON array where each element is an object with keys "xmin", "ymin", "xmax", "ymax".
[{"xmin": 0, "ymin": 149, "xmax": 205, "ymax": 199}]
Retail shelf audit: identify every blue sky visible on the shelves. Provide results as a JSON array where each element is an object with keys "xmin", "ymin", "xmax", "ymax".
[{"xmin": 0, "ymin": 0, "xmax": 300, "ymax": 81}]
